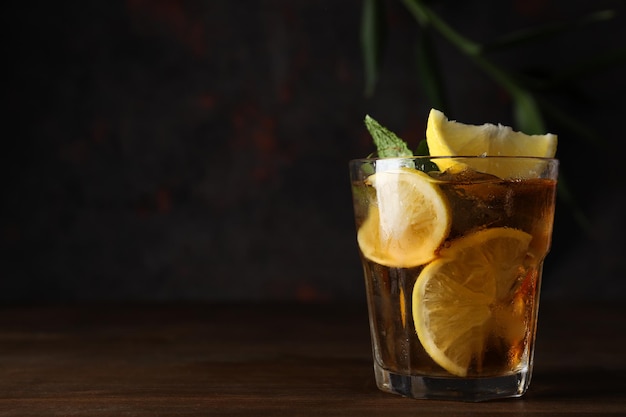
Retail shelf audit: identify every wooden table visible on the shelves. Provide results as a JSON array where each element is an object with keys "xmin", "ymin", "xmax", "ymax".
[{"xmin": 1, "ymin": 302, "xmax": 624, "ymax": 416}]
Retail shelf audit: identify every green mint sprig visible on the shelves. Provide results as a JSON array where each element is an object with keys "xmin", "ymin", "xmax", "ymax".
[{"xmin": 364, "ymin": 115, "xmax": 413, "ymax": 158}]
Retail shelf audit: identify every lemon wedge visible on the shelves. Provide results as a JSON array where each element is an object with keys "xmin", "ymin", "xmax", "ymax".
[
  {"xmin": 412, "ymin": 227, "xmax": 532, "ymax": 377},
  {"xmin": 357, "ymin": 168, "xmax": 450, "ymax": 268},
  {"xmin": 426, "ymin": 109, "xmax": 557, "ymax": 178}
]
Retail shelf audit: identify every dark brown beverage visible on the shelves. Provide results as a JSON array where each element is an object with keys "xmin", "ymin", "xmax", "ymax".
[{"xmin": 350, "ymin": 157, "xmax": 558, "ymax": 400}]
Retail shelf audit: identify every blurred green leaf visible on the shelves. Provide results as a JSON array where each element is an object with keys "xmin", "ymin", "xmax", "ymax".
[
  {"xmin": 416, "ymin": 29, "xmax": 449, "ymax": 112},
  {"xmin": 538, "ymin": 98, "xmax": 609, "ymax": 149},
  {"xmin": 402, "ymin": 0, "xmax": 481, "ymax": 56},
  {"xmin": 548, "ymin": 47, "xmax": 626, "ymax": 87},
  {"xmin": 512, "ymin": 90, "xmax": 546, "ymax": 134},
  {"xmin": 361, "ymin": 0, "xmax": 386, "ymax": 97},
  {"xmin": 484, "ymin": 9, "xmax": 617, "ymax": 52}
]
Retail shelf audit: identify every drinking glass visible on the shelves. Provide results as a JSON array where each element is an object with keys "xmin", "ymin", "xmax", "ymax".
[{"xmin": 350, "ymin": 156, "xmax": 558, "ymax": 401}]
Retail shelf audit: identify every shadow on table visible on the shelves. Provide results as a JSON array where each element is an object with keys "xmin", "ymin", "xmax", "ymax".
[{"xmin": 527, "ymin": 368, "xmax": 626, "ymax": 401}]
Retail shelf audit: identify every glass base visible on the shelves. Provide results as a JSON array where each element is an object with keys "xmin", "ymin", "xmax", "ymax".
[{"xmin": 373, "ymin": 362, "xmax": 531, "ymax": 402}]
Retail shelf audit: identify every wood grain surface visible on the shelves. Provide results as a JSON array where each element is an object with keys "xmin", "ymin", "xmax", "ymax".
[{"xmin": 1, "ymin": 302, "xmax": 624, "ymax": 416}]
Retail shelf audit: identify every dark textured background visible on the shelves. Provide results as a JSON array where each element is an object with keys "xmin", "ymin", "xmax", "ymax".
[{"xmin": 5, "ymin": 0, "xmax": 626, "ymax": 302}]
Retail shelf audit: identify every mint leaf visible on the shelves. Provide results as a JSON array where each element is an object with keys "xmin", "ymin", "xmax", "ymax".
[
  {"xmin": 364, "ymin": 115, "xmax": 413, "ymax": 157},
  {"xmin": 415, "ymin": 138, "xmax": 430, "ymax": 156}
]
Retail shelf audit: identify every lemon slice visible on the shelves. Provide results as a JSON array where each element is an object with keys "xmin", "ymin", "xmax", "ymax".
[
  {"xmin": 412, "ymin": 227, "xmax": 532, "ymax": 377},
  {"xmin": 426, "ymin": 109, "xmax": 557, "ymax": 178},
  {"xmin": 357, "ymin": 168, "xmax": 450, "ymax": 268}
]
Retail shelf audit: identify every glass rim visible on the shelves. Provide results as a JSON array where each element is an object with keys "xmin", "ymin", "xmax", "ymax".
[{"xmin": 349, "ymin": 155, "xmax": 558, "ymax": 163}]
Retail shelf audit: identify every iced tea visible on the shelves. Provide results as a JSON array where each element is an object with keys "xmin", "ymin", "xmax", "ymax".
[{"xmin": 350, "ymin": 156, "xmax": 558, "ymax": 401}]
